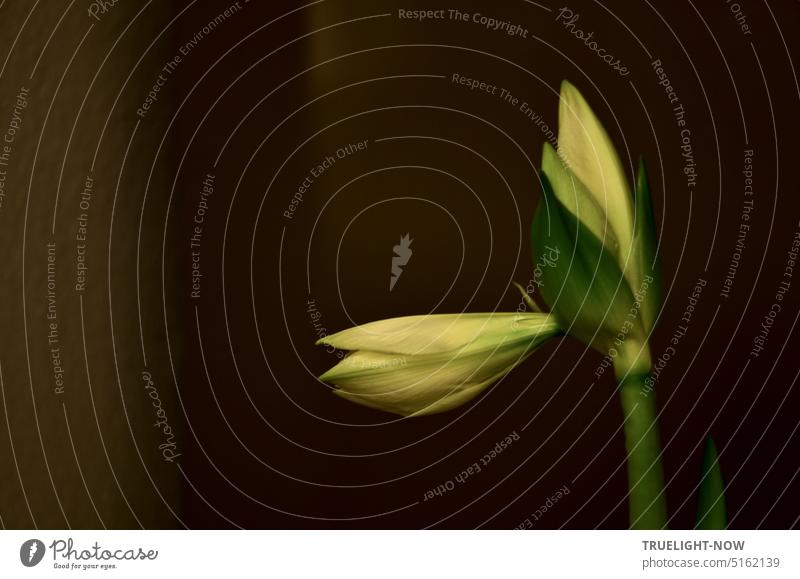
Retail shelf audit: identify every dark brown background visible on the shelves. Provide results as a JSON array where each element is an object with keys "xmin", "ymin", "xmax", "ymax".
[{"xmin": 0, "ymin": 0, "xmax": 798, "ymax": 529}]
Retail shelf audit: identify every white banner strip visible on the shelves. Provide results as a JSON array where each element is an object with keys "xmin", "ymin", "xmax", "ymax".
[{"xmin": 1, "ymin": 530, "xmax": 797, "ymax": 578}]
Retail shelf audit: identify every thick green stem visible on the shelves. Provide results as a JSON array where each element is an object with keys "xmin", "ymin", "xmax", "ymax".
[{"xmin": 618, "ymin": 374, "xmax": 668, "ymax": 529}]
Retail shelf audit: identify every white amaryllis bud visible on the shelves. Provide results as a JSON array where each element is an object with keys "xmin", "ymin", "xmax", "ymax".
[
  {"xmin": 532, "ymin": 81, "xmax": 661, "ymax": 377},
  {"xmin": 317, "ymin": 313, "xmax": 560, "ymax": 416},
  {"xmin": 556, "ymin": 80, "xmax": 636, "ymax": 269}
]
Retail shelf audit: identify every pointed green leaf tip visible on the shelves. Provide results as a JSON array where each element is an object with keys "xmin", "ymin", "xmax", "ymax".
[
  {"xmin": 633, "ymin": 158, "xmax": 662, "ymax": 334},
  {"xmin": 696, "ymin": 437, "xmax": 728, "ymax": 529}
]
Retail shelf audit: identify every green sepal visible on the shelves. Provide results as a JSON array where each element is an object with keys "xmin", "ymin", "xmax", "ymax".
[
  {"xmin": 695, "ymin": 437, "xmax": 728, "ymax": 529},
  {"xmin": 532, "ymin": 166, "xmax": 638, "ymax": 356}
]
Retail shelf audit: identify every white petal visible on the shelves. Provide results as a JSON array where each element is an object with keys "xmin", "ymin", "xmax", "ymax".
[
  {"xmin": 335, "ymin": 370, "xmax": 507, "ymax": 416},
  {"xmin": 324, "ymin": 341, "xmax": 530, "ymax": 416},
  {"xmin": 318, "ymin": 312, "xmax": 556, "ymax": 356},
  {"xmin": 557, "ymin": 80, "xmax": 634, "ymax": 268},
  {"xmin": 541, "ymin": 142, "xmax": 619, "ymax": 253}
]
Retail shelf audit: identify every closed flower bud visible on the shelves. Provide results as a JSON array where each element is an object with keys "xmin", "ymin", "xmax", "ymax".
[
  {"xmin": 317, "ymin": 313, "xmax": 560, "ymax": 416},
  {"xmin": 532, "ymin": 81, "xmax": 661, "ymax": 377}
]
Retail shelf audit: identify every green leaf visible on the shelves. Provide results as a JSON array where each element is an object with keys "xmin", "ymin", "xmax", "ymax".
[
  {"xmin": 633, "ymin": 159, "xmax": 662, "ymax": 334},
  {"xmin": 696, "ymin": 437, "xmax": 728, "ymax": 529},
  {"xmin": 532, "ymin": 165, "xmax": 640, "ymax": 356}
]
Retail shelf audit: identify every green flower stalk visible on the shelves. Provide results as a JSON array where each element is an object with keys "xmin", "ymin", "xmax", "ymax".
[
  {"xmin": 531, "ymin": 81, "xmax": 665, "ymax": 528},
  {"xmin": 317, "ymin": 313, "xmax": 560, "ymax": 416}
]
